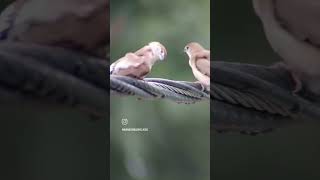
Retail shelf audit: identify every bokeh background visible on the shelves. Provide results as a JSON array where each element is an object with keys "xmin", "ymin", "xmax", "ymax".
[
  {"xmin": 212, "ymin": 1, "xmax": 320, "ymax": 180},
  {"xmin": 110, "ymin": 0, "xmax": 210, "ymax": 180}
]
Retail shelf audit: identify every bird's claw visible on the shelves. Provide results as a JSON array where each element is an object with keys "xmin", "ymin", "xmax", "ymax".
[{"xmin": 291, "ymin": 72, "xmax": 303, "ymax": 93}]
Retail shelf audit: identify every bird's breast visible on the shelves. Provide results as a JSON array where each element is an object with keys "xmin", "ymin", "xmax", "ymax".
[{"xmin": 255, "ymin": 0, "xmax": 320, "ymax": 77}]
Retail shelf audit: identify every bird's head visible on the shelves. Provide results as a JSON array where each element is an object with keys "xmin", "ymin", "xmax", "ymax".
[
  {"xmin": 184, "ymin": 42, "xmax": 204, "ymax": 58},
  {"xmin": 148, "ymin": 41, "xmax": 167, "ymax": 61}
]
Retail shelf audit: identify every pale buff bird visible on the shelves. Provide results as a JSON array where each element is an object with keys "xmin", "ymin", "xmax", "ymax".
[
  {"xmin": 184, "ymin": 42, "xmax": 210, "ymax": 90},
  {"xmin": 110, "ymin": 41, "xmax": 167, "ymax": 79},
  {"xmin": 253, "ymin": 0, "xmax": 320, "ymax": 95},
  {"xmin": 0, "ymin": 0, "xmax": 109, "ymax": 58}
]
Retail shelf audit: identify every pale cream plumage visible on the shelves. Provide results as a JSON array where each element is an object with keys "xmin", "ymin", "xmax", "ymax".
[
  {"xmin": 184, "ymin": 42, "xmax": 210, "ymax": 91},
  {"xmin": 253, "ymin": 0, "xmax": 320, "ymax": 94},
  {"xmin": 110, "ymin": 41, "xmax": 167, "ymax": 79},
  {"xmin": 0, "ymin": 0, "xmax": 108, "ymax": 57}
]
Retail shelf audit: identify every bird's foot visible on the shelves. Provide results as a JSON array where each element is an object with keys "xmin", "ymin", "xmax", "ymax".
[
  {"xmin": 291, "ymin": 72, "xmax": 303, "ymax": 93},
  {"xmin": 271, "ymin": 62, "xmax": 302, "ymax": 94},
  {"xmin": 194, "ymin": 81, "xmax": 211, "ymax": 92},
  {"xmin": 194, "ymin": 81, "xmax": 205, "ymax": 91}
]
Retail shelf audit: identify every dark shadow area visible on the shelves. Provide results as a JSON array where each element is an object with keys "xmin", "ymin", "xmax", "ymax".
[
  {"xmin": 212, "ymin": 1, "xmax": 320, "ymax": 180},
  {"xmin": 0, "ymin": 1, "xmax": 109, "ymax": 179}
]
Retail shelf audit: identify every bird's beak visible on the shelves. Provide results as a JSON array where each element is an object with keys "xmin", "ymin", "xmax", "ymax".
[
  {"xmin": 159, "ymin": 54, "xmax": 165, "ymax": 61},
  {"xmin": 179, "ymin": 50, "xmax": 185, "ymax": 56},
  {"xmin": 182, "ymin": 47, "xmax": 189, "ymax": 55}
]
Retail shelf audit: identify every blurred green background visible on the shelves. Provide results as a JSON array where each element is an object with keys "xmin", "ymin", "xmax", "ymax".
[
  {"xmin": 212, "ymin": 1, "xmax": 320, "ymax": 180},
  {"xmin": 110, "ymin": 0, "xmax": 210, "ymax": 180}
]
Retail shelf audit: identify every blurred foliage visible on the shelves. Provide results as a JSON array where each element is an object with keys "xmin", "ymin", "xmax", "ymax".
[
  {"xmin": 212, "ymin": 1, "xmax": 320, "ymax": 180},
  {"xmin": 110, "ymin": 0, "xmax": 210, "ymax": 180}
]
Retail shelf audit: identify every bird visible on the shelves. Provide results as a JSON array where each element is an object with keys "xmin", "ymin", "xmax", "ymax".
[
  {"xmin": 253, "ymin": 0, "xmax": 320, "ymax": 95},
  {"xmin": 110, "ymin": 41, "xmax": 167, "ymax": 79},
  {"xmin": 210, "ymin": 1, "xmax": 320, "ymax": 135},
  {"xmin": 0, "ymin": 0, "xmax": 109, "ymax": 58},
  {"xmin": 184, "ymin": 42, "xmax": 210, "ymax": 91}
]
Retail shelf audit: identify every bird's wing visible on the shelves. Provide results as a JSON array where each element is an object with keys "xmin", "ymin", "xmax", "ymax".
[
  {"xmin": 1, "ymin": 0, "xmax": 109, "ymax": 57},
  {"xmin": 212, "ymin": 61, "xmax": 320, "ymax": 134},
  {"xmin": 134, "ymin": 45, "xmax": 150, "ymax": 56},
  {"xmin": 204, "ymin": 50, "xmax": 210, "ymax": 59},
  {"xmin": 110, "ymin": 54, "xmax": 149, "ymax": 78},
  {"xmin": 196, "ymin": 58, "xmax": 210, "ymax": 76}
]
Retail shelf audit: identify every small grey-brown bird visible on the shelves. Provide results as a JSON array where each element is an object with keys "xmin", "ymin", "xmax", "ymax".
[
  {"xmin": 0, "ymin": 0, "xmax": 109, "ymax": 58},
  {"xmin": 253, "ymin": 0, "xmax": 320, "ymax": 95},
  {"xmin": 110, "ymin": 41, "xmax": 167, "ymax": 79},
  {"xmin": 184, "ymin": 42, "xmax": 210, "ymax": 91}
]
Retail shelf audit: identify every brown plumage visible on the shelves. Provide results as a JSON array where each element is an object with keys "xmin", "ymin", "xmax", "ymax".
[
  {"xmin": 253, "ymin": 0, "xmax": 320, "ymax": 94},
  {"xmin": 184, "ymin": 42, "xmax": 210, "ymax": 90},
  {"xmin": 0, "ymin": 0, "xmax": 109, "ymax": 58},
  {"xmin": 110, "ymin": 42, "xmax": 167, "ymax": 79}
]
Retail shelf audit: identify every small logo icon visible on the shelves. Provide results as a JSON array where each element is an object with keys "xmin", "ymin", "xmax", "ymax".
[{"xmin": 121, "ymin": 118, "xmax": 128, "ymax": 126}]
